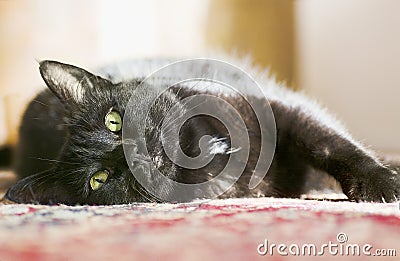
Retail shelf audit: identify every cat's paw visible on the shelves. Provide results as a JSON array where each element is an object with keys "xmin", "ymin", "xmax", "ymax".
[{"xmin": 343, "ymin": 166, "xmax": 400, "ymax": 203}]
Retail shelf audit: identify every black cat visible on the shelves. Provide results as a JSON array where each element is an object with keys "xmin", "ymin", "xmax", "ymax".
[{"xmin": 5, "ymin": 59, "xmax": 400, "ymax": 205}]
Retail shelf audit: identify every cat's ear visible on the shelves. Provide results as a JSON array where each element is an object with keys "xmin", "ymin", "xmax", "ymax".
[
  {"xmin": 39, "ymin": 60, "xmax": 108, "ymax": 104},
  {"xmin": 5, "ymin": 171, "xmax": 82, "ymax": 205}
]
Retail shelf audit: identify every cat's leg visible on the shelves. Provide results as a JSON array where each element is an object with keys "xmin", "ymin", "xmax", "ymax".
[{"xmin": 271, "ymin": 100, "xmax": 400, "ymax": 202}]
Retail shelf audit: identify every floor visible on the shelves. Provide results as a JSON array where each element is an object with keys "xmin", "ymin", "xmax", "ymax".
[{"xmin": 0, "ymin": 171, "xmax": 399, "ymax": 260}]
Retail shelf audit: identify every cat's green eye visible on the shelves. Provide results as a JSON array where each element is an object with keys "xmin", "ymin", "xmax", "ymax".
[
  {"xmin": 105, "ymin": 110, "xmax": 122, "ymax": 132},
  {"xmin": 90, "ymin": 170, "xmax": 109, "ymax": 191}
]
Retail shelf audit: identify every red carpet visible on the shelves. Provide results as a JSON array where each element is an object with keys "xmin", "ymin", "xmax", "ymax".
[{"xmin": 0, "ymin": 197, "xmax": 399, "ymax": 260}]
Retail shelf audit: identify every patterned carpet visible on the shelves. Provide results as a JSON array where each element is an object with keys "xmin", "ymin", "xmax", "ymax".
[{"xmin": 0, "ymin": 196, "xmax": 399, "ymax": 261}]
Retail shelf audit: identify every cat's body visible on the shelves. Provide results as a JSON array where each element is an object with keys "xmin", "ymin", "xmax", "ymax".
[{"xmin": 5, "ymin": 59, "xmax": 400, "ymax": 205}]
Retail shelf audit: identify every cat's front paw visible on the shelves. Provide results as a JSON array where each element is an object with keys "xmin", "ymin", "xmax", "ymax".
[{"xmin": 343, "ymin": 166, "xmax": 400, "ymax": 203}]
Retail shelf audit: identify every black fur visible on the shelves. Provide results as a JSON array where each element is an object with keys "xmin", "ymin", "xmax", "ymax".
[{"xmin": 5, "ymin": 60, "xmax": 400, "ymax": 205}]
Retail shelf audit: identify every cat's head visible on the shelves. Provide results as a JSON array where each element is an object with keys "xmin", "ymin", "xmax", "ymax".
[{"xmin": 6, "ymin": 61, "xmax": 180, "ymax": 205}]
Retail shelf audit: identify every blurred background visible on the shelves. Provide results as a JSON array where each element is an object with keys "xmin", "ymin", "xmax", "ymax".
[{"xmin": 0, "ymin": 0, "xmax": 399, "ymax": 154}]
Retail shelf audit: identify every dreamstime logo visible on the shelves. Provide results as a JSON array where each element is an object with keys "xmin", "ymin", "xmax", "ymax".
[
  {"xmin": 257, "ymin": 232, "xmax": 397, "ymax": 257},
  {"xmin": 336, "ymin": 232, "xmax": 348, "ymax": 243},
  {"xmin": 122, "ymin": 59, "xmax": 276, "ymax": 202}
]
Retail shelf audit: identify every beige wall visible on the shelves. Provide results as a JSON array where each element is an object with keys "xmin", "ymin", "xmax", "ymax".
[
  {"xmin": 206, "ymin": 0, "xmax": 295, "ymax": 86},
  {"xmin": 295, "ymin": 0, "xmax": 400, "ymax": 152},
  {"xmin": 1, "ymin": 0, "xmax": 400, "ymax": 153},
  {"xmin": 0, "ymin": 0, "xmax": 209, "ymax": 145}
]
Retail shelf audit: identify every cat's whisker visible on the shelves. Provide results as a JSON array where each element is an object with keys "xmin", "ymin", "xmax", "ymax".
[
  {"xmin": 33, "ymin": 167, "xmax": 85, "ymax": 191},
  {"xmin": 60, "ymin": 123, "xmax": 86, "ymax": 128},
  {"xmin": 32, "ymin": 99, "xmax": 50, "ymax": 107},
  {"xmin": 28, "ymin": 186, "xmax": 38, "ymax": 203},
  {"xmin": 30, "ymin": 157, "xmax": 80, "ymax": 165},
  {"xmin": 19, "ymin": 169, "xmax": 55, "ymax": 193},
  {"xmin": 77, "ymin": 116, "xmax": 91, "ymax": 127},
  {"xmin": 135, "ymin": 186, "xmax": 158, "ymax": 203},
  {"xmin": 128, "ymin": 178, "xmax": 158, "ymax": 203},
  {"xmin": 29, "ymin": 169, "xmax": 54, "ymax": 178}
]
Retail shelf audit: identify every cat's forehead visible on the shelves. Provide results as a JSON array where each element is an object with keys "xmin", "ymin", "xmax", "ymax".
[{"xmin": 81, "ymin": 82, "xmax": 132, "ymax": 106}]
